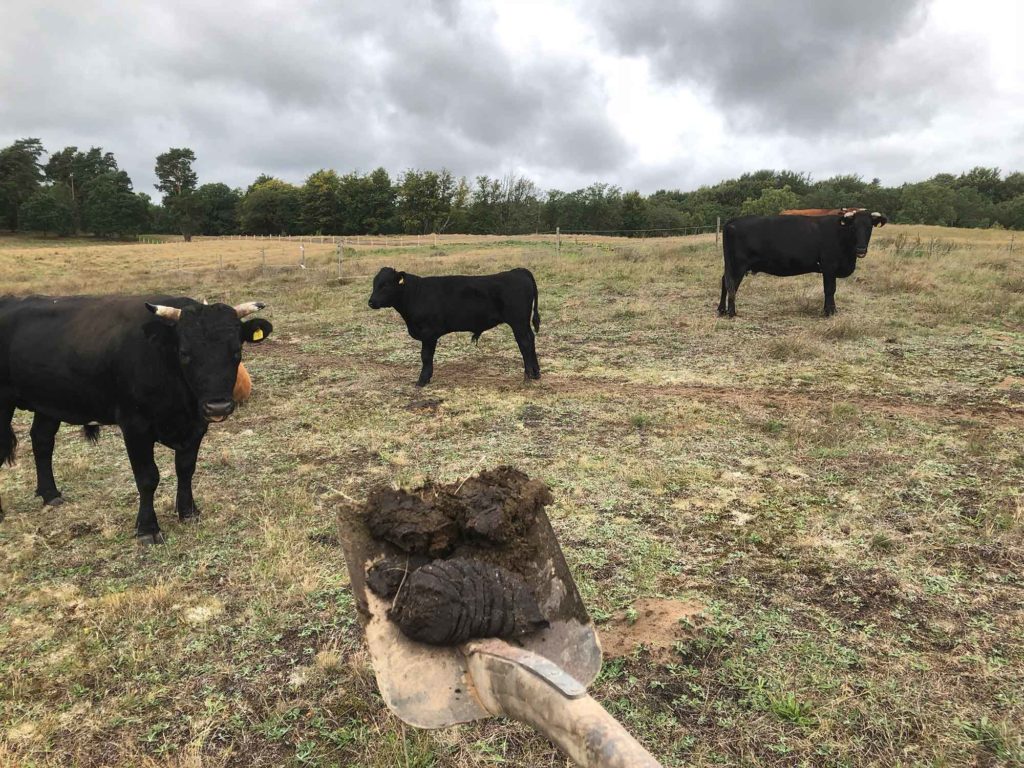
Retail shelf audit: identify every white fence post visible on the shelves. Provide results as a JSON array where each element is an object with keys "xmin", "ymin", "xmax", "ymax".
[{"xmin": 556, "ymin": 226, "xmax": 561, "ymax": 255}]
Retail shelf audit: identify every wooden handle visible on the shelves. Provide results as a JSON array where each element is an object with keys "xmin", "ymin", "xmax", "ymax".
[{"xmin": 463, "ymin": 639, "xmax": 663, "ymax": 768}]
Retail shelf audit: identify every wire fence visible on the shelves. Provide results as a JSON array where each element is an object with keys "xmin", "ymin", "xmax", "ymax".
[{"xmin": 122, "ymin": 226, "xmax": 723, "ymax": 283}]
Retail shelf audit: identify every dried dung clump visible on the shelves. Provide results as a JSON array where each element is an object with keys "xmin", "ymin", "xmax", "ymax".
[
  {"xmin": 364, "ymin": 467, "xmax": 552, "ymax": 555},
  {"xmin": 389, "ymin": 557, "xmax": 549, "ymax": 645},
  {"xmin": 362, "ymin": 466, "xmax": 555, "ymax": 645},
  {"xmin": 365, "ymin": 555, "xmax": 431, "ymax": 599}
]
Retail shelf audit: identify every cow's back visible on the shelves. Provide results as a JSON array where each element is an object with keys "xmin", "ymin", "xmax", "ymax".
[{"xmin": 0, "ymin": 294, "xmax": 190, "ymax": 424}]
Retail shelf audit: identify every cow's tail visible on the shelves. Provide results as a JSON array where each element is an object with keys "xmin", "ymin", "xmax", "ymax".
[
  {"xmin": 81, "ymin": 425, "xmax": 101, "ymax": 444},
  {"xmin": 528, "ymin": 269, "xmax": 540, "ymax": 333},
  {"xmin": 0, "ymin": 421, "xmax": 16, "ymax": 467}
]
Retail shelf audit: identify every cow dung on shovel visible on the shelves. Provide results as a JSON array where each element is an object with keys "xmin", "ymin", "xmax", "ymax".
[{"xmin": 338, "ymin": 467, "xmax": 663, "ymax": 768}]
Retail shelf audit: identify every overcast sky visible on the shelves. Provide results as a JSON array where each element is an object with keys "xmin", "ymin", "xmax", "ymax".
[{"xmin": 2, "ymin": 0, "xmax": 1022, "ymax": 195}]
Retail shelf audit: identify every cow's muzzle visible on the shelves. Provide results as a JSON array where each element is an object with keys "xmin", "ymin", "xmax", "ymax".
[
  {"xmin": 856, "ymin": 249, "xmax": 868, "ymax": 258},
  {"xmin": 368, "ymin": 299, "xmax": 380, "ymax": 309},
  {"xmin": 203, "ymin": 399, "xmax": 235, "ymax": 422}
]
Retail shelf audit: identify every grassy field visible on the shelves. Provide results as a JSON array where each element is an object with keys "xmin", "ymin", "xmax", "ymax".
[{"xmin": 1, "ymin": 227, "xmax": 1022, "ymax": 767}]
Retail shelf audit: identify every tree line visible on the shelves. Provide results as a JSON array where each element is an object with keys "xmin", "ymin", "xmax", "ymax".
[{"xmin": 4, "ymin": 137, "xmax": 1024, "ymax": 240}]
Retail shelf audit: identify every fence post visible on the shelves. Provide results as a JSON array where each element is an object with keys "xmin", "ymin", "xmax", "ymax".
[
  {"xmin": 261, "ymin": 248, "xmax": 266, "ymax": 270},
  {"xmin": 556, "ymin": 226, "xmax": 561, "ymax": 255},
  {"xmin": 300, "ymin": 244, "xmax": 306, "ymax": 269},
  {"xmin": 716, "ymin": 217, "xmax": 721, "ymax": 248},
  {"xmin": 336, "ymin": 242, "xmax": 343, "ymax": 279},
  {"xmin": 1010, "ymin": 234, "xmax": 1015, "ymax": 253}
]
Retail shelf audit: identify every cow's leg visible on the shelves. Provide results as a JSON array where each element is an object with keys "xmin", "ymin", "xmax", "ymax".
[
  {"xmin": 0, "ymin": 402, "xmax": 15, "ymax": 520},
  {"xmin": 512, "ymin": 324, "xmax": 541, "ymax": 380},
  {"xmin": 121, "ymin": 427, "xmax": 163, "ymax": 545},
  {"xmin": 30, "ymin": 413, "xmax": 63, "ymax": 506},
  {"xmin": 717, "ymin": 275, "xmax": 728, "ymax": 316},
  {"xmin": 823, "ymin": 273, "xmax": 837, "ymax": 316},
  {"xmin": 417, "ymin": 338, "xmax": 437, "ymax": 387},
  {"xmin": 726, "ymin": 272, "xmax": 743, "ymax": 317},
  {"xmin": 174, "ymin": 440, "xmax": 202, "ymax": 523}
]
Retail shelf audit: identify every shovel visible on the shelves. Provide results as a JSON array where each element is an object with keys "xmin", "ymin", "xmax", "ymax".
[{"xmin": 337, "ymin": 499, "xmax": 663, "ymax": 768}]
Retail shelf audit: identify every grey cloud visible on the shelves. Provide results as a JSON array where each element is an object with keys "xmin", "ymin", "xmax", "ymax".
[
  {"xmin": 0, "ymin": 0, "xmax": 625, "ymax": 192},
  {"xmin": 1, "ymin": 0, "xmax": 1020, "ymax": 196},
  {"xmin": 590, "ymin": 0, "xmax": 982, "ymax": 138}
]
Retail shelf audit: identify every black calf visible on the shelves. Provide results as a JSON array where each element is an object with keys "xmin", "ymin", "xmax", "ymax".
[{"xmin": 368, "ymin": 267, "xmax": 541, "ymax": 386}]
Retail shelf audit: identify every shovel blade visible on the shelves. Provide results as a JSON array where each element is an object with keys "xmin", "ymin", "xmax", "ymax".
[{"xmin": 338, "ymin": 495, "xmax": 601, "ymax": 728}]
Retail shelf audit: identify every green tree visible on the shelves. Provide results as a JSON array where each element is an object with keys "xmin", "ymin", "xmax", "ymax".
[
  {"xmin": 898, "ymin": 181, "xmax": 957, "ymax": 225},
  {"xmin": 396, "ymin": 169, "xmax": 461, "ymax": 234},
  {"xmin": 801, "ymin": 174, "xmax": 869, "ymax": 209},
  {"xmin": 951, "ymin": 187, "xmax": 994, "ymax": 228},
  {"xmin": 620, "ymin": 190, "xmax": 647, "ymax": 235},
  {"xmin": 18, "ymin": 184, "xmax": 75, "ymax": 236},
  {"xmin": 0, "ymin": 138, "xmax": 46, "ymax": 229},
  {"xmin": 239, "ymin": 177, "xmax": 301, "ymax": 235},
  {"xmin": 193, "ymin": 183, "xmax": 240, "ymax": 235},
  {"xmin": 81, "ymin": 171, "xmax": 148, "ymax": 238},
  {"xmin": 469, "ymin": 173, "xmax": 542, "ymax": 234},
  {"xmin": 740, "ymin": 185, "xmax": 800, "ymax": 216},
  {"xmin": 1000, "ymin": 172, "xmax": 1024, "ymax": 203},
  {"xmin": 155, "ymin": 148, "xmax": 199, "ymax": 241},
  {"xmin": 44, "ymin": 146, "xmax": 119, "ymax": 230},
  {"xmin": 301, "ymin": 169, "xmax": 343, "ymax": 234},
  {"xmin": 995, "ymin": 194, "xmax": 1024, "ymax": 229},
  {"xmin": 338, "ymin": 167, "xmax": 397, "ymax": 234},
  {"xmin": 955, "ymin": 166, "xmax": 1002, "ymax": 201}
]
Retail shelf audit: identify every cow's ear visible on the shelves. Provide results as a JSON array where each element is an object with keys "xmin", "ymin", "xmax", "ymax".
[
  {"xmin": 241, "ymin": 318, "xmax": 273, "ymax": 344},
  {"xmin": 397, "ymin": 272, "xmax": 405, "ymax": 285}
]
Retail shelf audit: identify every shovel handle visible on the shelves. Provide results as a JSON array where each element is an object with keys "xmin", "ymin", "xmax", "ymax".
[{"xmin": 464, "ymin": 639, "xmax": 663, "ymax": 768}]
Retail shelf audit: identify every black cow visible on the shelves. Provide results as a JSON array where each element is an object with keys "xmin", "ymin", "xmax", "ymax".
[
  {"xmin": 367, "ymin": 267, "xmax": 541, "ymax": 386},
  {"xmin": 0, "ymin": 296, "xmax": 272, "ymax": 544},
  {"xmin": 718, "ymin": 209, "xmax": 887, "ymax": 317}
]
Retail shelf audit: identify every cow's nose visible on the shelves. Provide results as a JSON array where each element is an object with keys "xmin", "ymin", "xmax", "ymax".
[
  {"xmin": 203, "ymin": 399, "xmax": 235, "ymax": 420},
  {"xmin": 856, "ymin": 249, "xmax": 868, "ymax": 258},
  {"xmin": 368, "ymin": 299, "xmax": 378, "ymax": 309}
]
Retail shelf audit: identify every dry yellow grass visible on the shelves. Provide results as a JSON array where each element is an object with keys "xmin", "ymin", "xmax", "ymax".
[{"xmin": 0, "ymin": 226, "xmax": 1022, "ymax": 767}]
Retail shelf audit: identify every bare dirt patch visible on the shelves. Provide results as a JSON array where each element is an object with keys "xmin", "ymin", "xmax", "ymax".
[{"xmin": 600, "ymin": 597, "xmax": 705, "ymax": 659}]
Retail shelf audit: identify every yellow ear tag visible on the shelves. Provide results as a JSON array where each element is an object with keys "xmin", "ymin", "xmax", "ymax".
[
  {"xmin": 398, "ymin": 276, "xmax": 404, "ymax": 285},
  {"xmin": 252, "ymin": 328, "xmax": 264, "ymax": 341}
]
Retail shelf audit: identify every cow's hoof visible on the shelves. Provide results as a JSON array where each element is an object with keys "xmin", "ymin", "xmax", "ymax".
[
  {"xmin": 43, "ymin": 495, "xmax": 65, "ymax": 507},
  {"xmin": 717, "ymin": 308, "xmax": 727, "ymax": 317},
  {"xmin": 136, "ymin": 531, "xmax": 166, "ymax": 546},
  {"xmin": 177, "ymin": 504, "xmax": 201, "ymax": 523},
  {"xmin": 415, "ymin": 381, "xmax": 430, "ymax": 388}
]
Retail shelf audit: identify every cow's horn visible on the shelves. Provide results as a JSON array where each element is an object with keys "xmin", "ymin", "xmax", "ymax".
[
  {"xmin": 234, "ymin": 301, "xmax": 266, "ymax": 318},
  {"xmin": 844, "ymin": 209, "xmax": 857, "ymax": 218},
  {"xmin": 146, "ymin": 303, "xmax": 182, "ymax": 322},
  {"xmin": 871, "ymin": 211, "xmax": 882, "ymax": 218}
]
